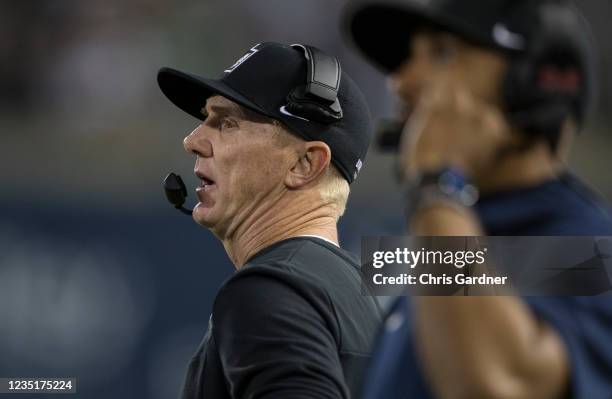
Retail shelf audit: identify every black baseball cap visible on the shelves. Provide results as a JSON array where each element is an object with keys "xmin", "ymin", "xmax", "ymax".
[
  {"xmin": 157, "ymin": 42, "xmax": 373, "ymax": 184},
  {"xmin": 345, "ymin": 0, "xmax": 552, "ymax": 72}
]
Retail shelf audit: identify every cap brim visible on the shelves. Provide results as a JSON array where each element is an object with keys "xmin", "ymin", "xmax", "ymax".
[
  {"xmin": 345, "ymin": 1, "xmax": 502, "ymax": 72},
  {"xmin": 345, "ymin": 1, "xmax": 440, "ymax": 72},
  {"xmin": 157, "ymin": 67, "xmax": 268, "ymax": 121}
]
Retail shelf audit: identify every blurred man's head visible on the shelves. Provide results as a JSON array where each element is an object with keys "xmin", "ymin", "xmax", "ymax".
[{"xmin": 347, "ymin": 0, "xmax": 596, "ymax": 155}]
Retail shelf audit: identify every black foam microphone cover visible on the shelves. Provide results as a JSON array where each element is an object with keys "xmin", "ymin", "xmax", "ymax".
[{"xmin": 164, "ymin": 172, "xmax": 188, "ymax": 207}]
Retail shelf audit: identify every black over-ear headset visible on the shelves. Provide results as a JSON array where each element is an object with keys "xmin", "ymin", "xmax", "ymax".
[
  {"xmin": 503, "ymin": 0, "xmax": 597, "ymax": 150},
  {"xmin": 285, "ymin": 44, "xmax": 344, "ymax": 124}
]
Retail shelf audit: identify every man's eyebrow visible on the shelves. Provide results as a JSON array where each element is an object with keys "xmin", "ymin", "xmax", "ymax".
[{"xmin": 201, "ymin": 104, "xmax": 239, "ymax": 118}]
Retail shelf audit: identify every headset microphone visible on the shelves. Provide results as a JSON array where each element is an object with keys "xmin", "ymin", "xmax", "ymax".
[{"xmin": 163, "ymin": 172, "xmax": 193, "ymax": 215}]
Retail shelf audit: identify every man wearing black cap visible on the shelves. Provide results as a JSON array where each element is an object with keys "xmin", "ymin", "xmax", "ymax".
[
  {"xmin": 157, "ymin": 42, "xmax": 381, "ymax": 398},
  {"xmin": 345, "ymin": 0, "xmax": 612, "ymax": 398}
]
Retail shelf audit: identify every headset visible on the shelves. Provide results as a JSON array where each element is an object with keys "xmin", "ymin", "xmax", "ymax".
[
  {"xmin": 502, "ymin": 0, "xmax": 597, "ymax": 150},
  {"xmin": 285, "ymin": 44, "xmax": 343, "ymax": 124},
  {"xmin": 163, "ymin": 43, "xmax": 344, "ymax": 215},
  {"xmin": 378, "ymin": 0, "xmax": 597, "ymax": 152}
]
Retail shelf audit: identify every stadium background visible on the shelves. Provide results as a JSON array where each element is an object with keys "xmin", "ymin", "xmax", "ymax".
[{"xmin": 1, "ymin": 1, "xmax": 610, "ymax": 398}]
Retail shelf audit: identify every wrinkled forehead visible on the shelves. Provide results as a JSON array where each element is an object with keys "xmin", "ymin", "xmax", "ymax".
[{"xmin": 200, "ymin": 95, "xmax": 240, "ymax": 119}]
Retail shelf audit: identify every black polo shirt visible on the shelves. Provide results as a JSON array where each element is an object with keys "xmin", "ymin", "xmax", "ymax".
[{"xmin": 180, "ymin": 236, "xmax": 383, "ymax": 399}]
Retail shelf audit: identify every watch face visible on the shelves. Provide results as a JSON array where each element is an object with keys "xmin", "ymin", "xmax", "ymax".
[{"xmin": 407, "ymin": 168, "xmax": 479, "ymax": 218}]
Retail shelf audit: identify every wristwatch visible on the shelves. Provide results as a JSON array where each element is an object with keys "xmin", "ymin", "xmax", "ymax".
[{"xmin": 405, "ymin": 167, "xmax": 479, "ymax": 220}]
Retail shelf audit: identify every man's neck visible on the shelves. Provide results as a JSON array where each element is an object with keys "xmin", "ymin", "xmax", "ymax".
[
  {"xmin": 221, "ymin": 192, "xmax": 339, "ymax": 269},
  {"xmin": 477, "ymin": 141, "xmax": 564, "ymax": 194}
]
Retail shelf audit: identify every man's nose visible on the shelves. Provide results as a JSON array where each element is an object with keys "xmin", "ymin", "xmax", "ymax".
[
  {"xmin": 390, "ymin": 60, "xmax": 420, "ymax": 99},
  {"xmin": 183, "ymin": 124, "xmax": 212, "ymax": 157}
]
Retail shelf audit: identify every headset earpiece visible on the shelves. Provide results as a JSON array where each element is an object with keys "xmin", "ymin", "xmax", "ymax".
[
  {"xmin": 503, "ymin": 1, "xmax": 596, "ymax": 149},
  {"xmin": 285, "ymin": 44, "xmax": 343, "ymax": 124}
]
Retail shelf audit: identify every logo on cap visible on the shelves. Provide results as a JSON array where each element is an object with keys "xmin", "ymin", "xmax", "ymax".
[
  {"xmin": 354, "ymin": 159, "xmax": 363, "ymax": 180},
  {"xmin": 279, "ymin": 105, "xmax": 310, "ymax": 122},
  {"xmin": 492, "ymin": 23, "xmax": 525, "ymax": 50},
  {"xmin": 224, "ymin": 44, "xmax": 261, "ymax": 74}
]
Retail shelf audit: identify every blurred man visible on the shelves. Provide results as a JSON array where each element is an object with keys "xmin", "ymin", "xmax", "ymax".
[
  {"xmin": 346, "ymin": 0, "xmax": 612, "ymax": 398},
  {"xmin": 157, "ymin": 42, "xmax": 381, "ymax": 398}
]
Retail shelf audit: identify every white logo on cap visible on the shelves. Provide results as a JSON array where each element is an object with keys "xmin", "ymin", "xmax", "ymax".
[
  {"xmin": 279, "ymin": 105, "xmax": 310, "ymax": 122},
  {"xmin": 492, "ymin": 23, "xmax": 525, "ymax": 50},
  {"xmin": 354, "ymin": 159, "xmax": 363, "ymax": 180},
  {"xmin": 224, "ymin": 44, "xmax": 260, "ymax": 73}
]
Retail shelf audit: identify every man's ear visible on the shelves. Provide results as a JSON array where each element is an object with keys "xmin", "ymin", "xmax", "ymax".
[{"xmin": 285, "ymin": 141, "xmax": 331, "ymax": 189}]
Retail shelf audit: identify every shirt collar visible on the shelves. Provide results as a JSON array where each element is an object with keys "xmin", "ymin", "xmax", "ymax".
[{"xmin": 297, "ymin": 235, "xmax": 339, "ymax": 247}]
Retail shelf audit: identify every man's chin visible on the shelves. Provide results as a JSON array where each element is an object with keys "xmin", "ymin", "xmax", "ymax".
[{"xmin": 192, "ymin": 202, "xmax": 217, "ymax": 228}]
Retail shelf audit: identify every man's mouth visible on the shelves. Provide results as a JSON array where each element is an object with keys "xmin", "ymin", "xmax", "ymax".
[
  {"xmin": 195, "ymin": 171, "xmax": 217, "ymax": 202},
  {"xmin": 195, "ymin": 170, "xmax": 216, "ymax": 187},
  {"xmin": 199, "ymin": 176, "xmax": 215, "ymax": 188}
]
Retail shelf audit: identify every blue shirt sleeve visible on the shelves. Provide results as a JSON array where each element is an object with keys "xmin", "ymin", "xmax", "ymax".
[
  {"xmin": 526, "ymin": 294, "xmax": 612, "ymax": 399},
  {"xmin": 365, "ymin": 295, "xmax": 612, "ymax": 399}
]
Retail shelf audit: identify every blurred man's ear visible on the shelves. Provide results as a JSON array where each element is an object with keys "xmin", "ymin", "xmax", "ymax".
[{"xmin": 285, "ymin": 141, "xmax": 332, "ymax": 189}]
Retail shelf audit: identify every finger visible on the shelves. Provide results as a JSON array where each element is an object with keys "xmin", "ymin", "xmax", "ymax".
[
  {"xmin": 454, "ymin": 85, "xmax": 476, "ymax": 115},
  {"xmin": 419, "ymin": 70, "xmax": 455, "ymax": 110},
  {"xmin": 480, "ymin": 105, "xmax": 507, "ymax": 139},
  {"xmin": 398, "ymin": 103, "xmax": 434, "ymax": 178}
]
